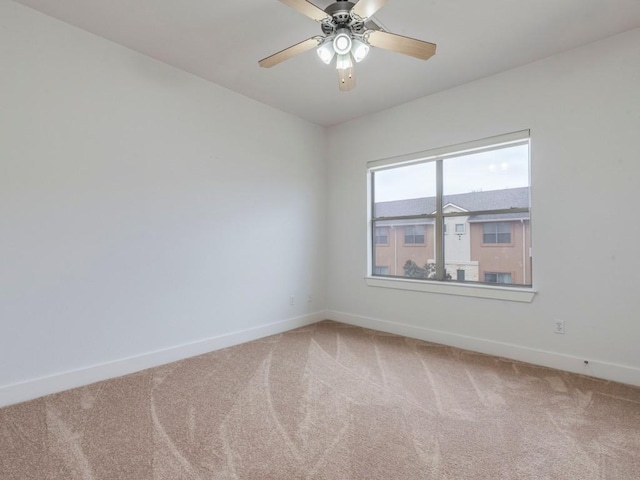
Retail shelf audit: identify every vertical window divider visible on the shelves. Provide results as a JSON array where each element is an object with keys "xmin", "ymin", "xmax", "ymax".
[
  {"xmin": 435, "ymin": 160, "xmax": 445, "ymax": 281},
  {"xmin": 370, "ymin": 171, "xmax": 376, "ymax": 276}
]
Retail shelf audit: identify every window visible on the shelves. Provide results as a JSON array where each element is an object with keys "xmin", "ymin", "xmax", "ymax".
[
  {"xmin": 374, "ymin": 227, "xmax": 388, "ymax": 245},
  {"xmin": 369, "ymin": 130, "xmax": 531, "ymax": 289},
  {"xmin": 483, "ymin": 222, "xmax": 511, "ymax": 244},
  {"xmin": 484, "ymin": 272, "xmax": 512, "ymax": 284},
  {"xmin": 374, "ymin": 266, "xmax": 389, "ymax": 275},
  {"xmin": 404, "ymin": 225, "xmax": 425, "ymax": 245}
]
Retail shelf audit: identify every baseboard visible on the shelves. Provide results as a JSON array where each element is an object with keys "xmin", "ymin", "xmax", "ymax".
[
  {"xmin": 326, "ymin": 310, "xmax": 640, "ymax": 388},
  {"xmin": 5, "ymin": 310, "xmax": 636, "ymax": 409},
  {"xmin": 0, "ymin": 311, "xmax": 327, "ymax": 408}
]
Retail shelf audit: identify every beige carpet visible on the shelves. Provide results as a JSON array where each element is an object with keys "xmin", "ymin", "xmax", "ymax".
[{"xmin": 1, "ymin": 321, "xmax": 640, "ymax": 479}]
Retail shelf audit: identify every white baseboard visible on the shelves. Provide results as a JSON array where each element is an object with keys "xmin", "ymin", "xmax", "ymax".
[
  {"xmin": 5, "ymin": 310, "xmax": 637, "ymax": 408},
  {"xmin": 326, "ymin": 310, "xmax": 640, "ymax": 388},
  {"xmin": 0, "ymin": 311, "xmax": 326, "ymax": 408}
]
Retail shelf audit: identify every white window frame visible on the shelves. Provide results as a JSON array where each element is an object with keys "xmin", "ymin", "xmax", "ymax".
[{"xmin": 366, "ymin": 130, "xmax": 535, "ymax": 303}]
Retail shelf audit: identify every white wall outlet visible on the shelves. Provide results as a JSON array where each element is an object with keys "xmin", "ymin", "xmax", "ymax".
[
  {"xmin": 307, "ymin": 294, "xmax": 312, "ymax": 303},
  {"xmin": 289, "ymin": 295, "xmax": 295, "ymax": 306},
  {"xmin": 554, "ymin": 320, "xmax": 565, "ymax": 334}
]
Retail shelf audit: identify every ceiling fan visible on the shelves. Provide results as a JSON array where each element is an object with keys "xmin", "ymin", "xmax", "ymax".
[{"xmin": 258, "ymin": 0, "xmax": 436, "ymax": 91}]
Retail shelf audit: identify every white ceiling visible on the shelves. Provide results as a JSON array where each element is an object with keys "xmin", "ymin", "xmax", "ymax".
[{"xmin": 14, "ymin": 0, "xmax": 640, "ymax": 126}]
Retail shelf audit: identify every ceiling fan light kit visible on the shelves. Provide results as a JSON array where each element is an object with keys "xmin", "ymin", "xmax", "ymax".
[
  {"xmin": 351, "ymin": 38, "xmax": 370, "ymax": 63},
  {"xmin": 259, "ymin": 0, "xmax": 437, "ymax": 91},
  {"xmin": 333, "ymin": 29, "xmax": 353, "ymax": 54},
  {"xmin": 336, "ymin": 53, "xmax": 353, "ymax": 70},
  {"xmin": 317, "ymin": 40, "xmax": 336, "ymax": 64}
]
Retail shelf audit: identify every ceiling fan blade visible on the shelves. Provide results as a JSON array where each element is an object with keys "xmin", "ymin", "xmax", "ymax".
[
  {"xmin": 352, "ymin": 0, "xmax": 389, "ymax": 19},
  {"xmin": 364, "ymin": 18, "xmax": 384, "ymax": 31},
  {"xmin": 279, "ymin": 0, "xmax": 330, "ymax": 22},
  {"xmin": 338, "ymin": 67, "xmax": 356, "ymax": 91},
  {"xmin": 367, "ymin": 30, "xmax": 436, "ymax": 60},
  {"xmin": 259, "ymin": 37, "xmax": 320, "ymax": 68}
]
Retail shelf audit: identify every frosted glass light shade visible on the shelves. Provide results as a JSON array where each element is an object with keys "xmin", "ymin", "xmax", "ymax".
[
  {"xmin": 335, "ymin": 53, "xmax": 353, "ymax": 70},
  {"xmin": 333, "ymin": 32, "xmax": 352, "ymax": 55},
  {"xmin": 351, "ymin": 39, "xmax": 370, "ymax": 63},
  {"xmin": 317, "ymin": 42, "xmax": 335, "ymax": 64}
]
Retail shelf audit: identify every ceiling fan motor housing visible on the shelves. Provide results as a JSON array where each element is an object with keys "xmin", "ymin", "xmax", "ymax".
[{"xmin": 321, "ymin": 1, "xmax": 364, "ymax": 36}]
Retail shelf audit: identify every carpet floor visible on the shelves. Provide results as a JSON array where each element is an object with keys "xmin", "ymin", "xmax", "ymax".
[{"xmin": 1, "ymin": 320, "xmax": 640, "ymax": 479}]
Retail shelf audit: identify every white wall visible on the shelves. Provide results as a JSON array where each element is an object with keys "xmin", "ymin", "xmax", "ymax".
[
  {"xmin": 326, "ymin": 28, "xmax": 640, "ymax": 384},
  {"xmin": 0, "ymin": 2, "xmax": 326, "ymax": 400}
]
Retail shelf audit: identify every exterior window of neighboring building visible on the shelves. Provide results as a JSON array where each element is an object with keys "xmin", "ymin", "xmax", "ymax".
[
  {"xmin": 404, "ymin": 225, "xmax": 425, "ymax": 244},
  {"xmin": 374, "ymin": 266, "xmax": 389, "ymax": 275},
  {"xmin": 369, "ymin": 130, "xmax": 531, "ymax": 288},
  {"xmin": 374, "ymin": 227, "xmax": 388, "ymax": 245},
  {"xmin": 484, "ymin": 272, "xmax": 512, "ymax": 284},
  {"xmin": 483, "ymin": 222, "xmax": 511, "ymax": 244}
]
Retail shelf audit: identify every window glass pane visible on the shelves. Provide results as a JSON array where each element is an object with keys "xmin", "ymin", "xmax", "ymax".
[
  {"xmin": 404, "ymin": 225, "xmax": 425, "ymax": 244},
  {"xmin": 446, "ymin": 219, "xmax": 530, "ymax": 286},
  {"xmin": 482, "ymin": 222, "xmax": 512, "ymax": 244},
  {"xmin": 371, "ymin": 134, "xmax": 531, "ymax": 288},
  {"xmin": 443, "ymin": 144, "xmax": 529, "ymax": 197},
  {"xmin": 373, "ymin": 220, "xmax": 435, "ymax": 279},
  {"xmin": 444, "ymin": 218, "xmax": 478, "ymax": 282},
  {"xmin": 484, "ymin": 273, "xmax": 497, "ymax": 283},
  {"xmin": 484, "ymin": 272, "xmax": 513, "ymax": 284},
  {"xmin": 374, "ymin": 227, "xmax": 388, "ymax": 245},
  {"xmin": 497, "ymin": 232, "xmax": 511, "ymax": 243},
  {"xmin": 373, "ymin": 162, "xmax": 436, "ymax": 217},
  {"xmin": 497, "ymin": 223, "xmax": 510, "ymax": 233}
]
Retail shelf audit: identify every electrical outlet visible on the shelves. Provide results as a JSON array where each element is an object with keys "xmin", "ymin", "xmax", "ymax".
[
  {"xmin": 307, "ymin": 294, "xmax": 312, "ymax": 303},
  {"xmin": 554, "ymin": 320, "xmax": 565, "ymax": 334},
  {"xmin": 289, "ymin": 295, "xmax": 295, "ymax": 306}
]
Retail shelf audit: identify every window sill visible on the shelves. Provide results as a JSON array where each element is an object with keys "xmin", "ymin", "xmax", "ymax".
[{"xmin": 365, "ymin": 276, "xmax": 536, "ymax": 303}]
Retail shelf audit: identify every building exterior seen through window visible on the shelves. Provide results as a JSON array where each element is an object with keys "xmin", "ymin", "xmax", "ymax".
[
  {"xmin": 374, "ymin": 227, "xmax": 388, "ymax": 245},
  {"xmin": 483, "ymin": 222, "xmax": 511, "ymax": 244},
  {"xmin": 369, "ymin": 132, "xmax": 531, "ymax": 287},
  {"xmin": 404, "ymin": 225, "xmax": 425, "ymax": 244}
]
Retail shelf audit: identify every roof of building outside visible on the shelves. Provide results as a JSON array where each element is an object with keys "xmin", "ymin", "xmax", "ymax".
[{"xmin": 374, "ymin": 187, "xmax": 530, "ymax": 225}]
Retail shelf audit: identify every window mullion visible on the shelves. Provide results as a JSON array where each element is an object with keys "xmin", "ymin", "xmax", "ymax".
[
  {"xmin": 435, "ymin": 160, "xmax": 445, "ymax": 281},
  {"xmin": 370, "ymin": 172, "xmax": 376, "ymax": 275}
]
